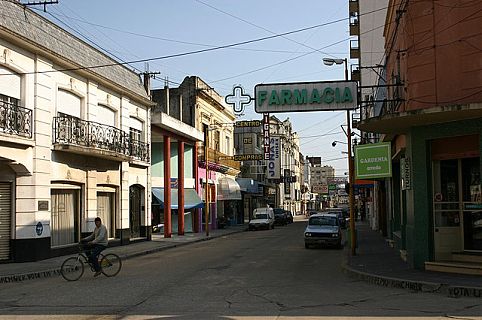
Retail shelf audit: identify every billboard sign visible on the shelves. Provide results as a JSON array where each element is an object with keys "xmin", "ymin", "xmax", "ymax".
[
  {"xmin": 355, "ymin": 142, "xmax": 392, "ymax": 179},
  {"xmin": 255, "ymin": 80, "xmax": 358, "ymax": 113},
  {"xmin": 266, "ymin": 136, "xmax": 280, "ymax": 179}
]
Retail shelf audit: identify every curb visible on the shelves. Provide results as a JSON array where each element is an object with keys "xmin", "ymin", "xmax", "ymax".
[
  {"xmin": 0, "ymin": 228, "xmax": 246, "ymax": 284},
  {"xmin": 341, "ymin": 260, "xmax": 482, "ymax": 299}
]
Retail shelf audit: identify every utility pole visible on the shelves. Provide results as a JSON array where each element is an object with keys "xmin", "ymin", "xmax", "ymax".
[
  {"xmin": 143, "ymin": 71, "xmax": 161, "ymax": 99},
  {"xmin": 343, "ymin": 58, "xmax": 357, "ymax": 256}
]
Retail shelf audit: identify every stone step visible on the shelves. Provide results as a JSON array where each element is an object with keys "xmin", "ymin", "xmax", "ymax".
[
  {"xmin": 452, "ymin": 252, "xmax": 482, "ymax": 264},
  {"xmin": 425, "ymin": 261, "xmax": 482, "ymax": 276}
]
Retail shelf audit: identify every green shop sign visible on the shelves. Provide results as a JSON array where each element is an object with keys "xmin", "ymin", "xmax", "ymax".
[
  {"xmin": 255, "ymin": 80, "xmax": 358, "ymax": 113},
  {"xmin": 355, "ymin": 142, "xmax": 392, "ymax": 179}
]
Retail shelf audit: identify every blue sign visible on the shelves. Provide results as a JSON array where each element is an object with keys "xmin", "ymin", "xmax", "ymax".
[{"xmin": 35, "ymin": 222, "xmax": 43, "ymax": 236}]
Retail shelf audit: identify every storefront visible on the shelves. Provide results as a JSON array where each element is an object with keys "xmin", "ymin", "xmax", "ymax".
[
  {"xmin": 151, "ymin": 188, "xmax": 204, "ymax": 234},
  {"xmin": 431, "ymin": 135, "xmax": 481, "ymax": 259},
  {"xmin": 217, "ymin": 177, "xmax": 242, "ymax": 225}
]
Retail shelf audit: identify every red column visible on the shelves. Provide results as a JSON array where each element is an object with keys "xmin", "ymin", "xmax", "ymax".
[
  {"xmin": 178, "ymin": 141, "xmax": 185, "ymax": 235},
  {"xmin": 193, "ymin": 142, "xmax": 200, "ymax": 233},
  {"xmin": 164, "ymin": 136, "xmax": 171, "ymax": 238}
]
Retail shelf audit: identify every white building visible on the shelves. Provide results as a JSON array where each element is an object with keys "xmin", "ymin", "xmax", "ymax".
[
  {"xmin": 350, "ymin": 0, "xmax": 387, "ymax": 228},
  {"xmin": 0, "ymin": 2, "xmax": 152, "ymax": 262},
  {"xmin": 270, "ymin": 117, "xmax": 301, "ymax": 214}
]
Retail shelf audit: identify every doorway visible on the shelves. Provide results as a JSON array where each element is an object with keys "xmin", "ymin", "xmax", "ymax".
[
  {"xmin": 129, "ymin": 185, "xmax": 143, "ymax": 238},
  {"xmin": 432, "ymin": 157, "xmax": 481, "ymax": 260},
  {"xmin": 0, "ymin": 182, "xmax": 11, "ymax": 260}
]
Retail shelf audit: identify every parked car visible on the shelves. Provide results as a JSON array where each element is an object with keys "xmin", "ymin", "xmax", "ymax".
[
  {"xmin": 285, "ymin": 211, "xmax": 294, "ymax": 224},
  {"xmin": 249, "ymin": 207, "xmax": 275, "ymax": 230},
  {"xmin": 273, "ymin": 208, "xmax": 288, "ymax": 226},
  {"xmin": 322, "ymin": 208, "xmax": 348, "ymax": 229},
  {"xmin": 304, "ymin": 213, "xmax": 343, "ymax": 249}
]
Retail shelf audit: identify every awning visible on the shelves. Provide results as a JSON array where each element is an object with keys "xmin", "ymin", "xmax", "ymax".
[
  {"xmin": 236, "ymin": 178, "xmax": 259, "ymax": 193},
  {"xmin": 152, "ymin": 188, "xmax": 204, "ymax": 209},
  {"xmin": 217, "ymin": 177, "xmax": 242, "ymax": 201}
]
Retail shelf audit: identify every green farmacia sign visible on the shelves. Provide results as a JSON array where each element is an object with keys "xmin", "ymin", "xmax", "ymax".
[
  {"xmin": 255, "ymin": 81, "xmax": 358, "ymax": 113},
  {"xmin": 355, "ymin": 142, "xmax": 392, "ymax": 179}
]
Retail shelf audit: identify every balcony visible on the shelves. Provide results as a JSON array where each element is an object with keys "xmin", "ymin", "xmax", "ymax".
[
  {"xmin": 0, "ymin": 101, "xmax": 32, "ymax": 138},
  {"xmin": 351, "ymin": 64, "xmax": 360, "ymax": 82},
  {"xmin": 53, "ymin": 115, "xmax": 141, "ymax": 162},
  {"xmin": 349, "ymin": 19, "xmax": 359, "ymax": 36},
  {"xmin": 352, "ymin": 112, "xmax": 361, "ymax": 129},
  {"xmin": 349, "ymin": 0, "xmax": 359, "ymax": 16},
  {"xmin": 350, "ymin": 39, "xmax": 360, "ymax": 59},
  {"xmin": 130, "ymin": 139, "xmax": 150, "ymax": 163},
  {"xmin": 197, "ymin": 146, "xmax": 240, "ymax": 175}
]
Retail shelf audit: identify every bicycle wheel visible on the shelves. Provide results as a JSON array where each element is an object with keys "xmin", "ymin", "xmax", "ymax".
[
  {"xmin": 60, "ymin": 257, "xmax": 84, "ymax": 281},
  {"xmin": 100, "ymin": 254, "xmax": 122, "ymax": 277}
]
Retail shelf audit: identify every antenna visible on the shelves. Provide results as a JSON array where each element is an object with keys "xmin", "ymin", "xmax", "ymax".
[{"xmin": 23, "ymin": 1, "xmax": 59, "ymax": 12}]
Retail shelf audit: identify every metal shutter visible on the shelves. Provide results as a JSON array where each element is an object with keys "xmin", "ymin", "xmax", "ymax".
[{"xmin": 0, "ymin": 183, "xmax": 11, "ymax": 260}]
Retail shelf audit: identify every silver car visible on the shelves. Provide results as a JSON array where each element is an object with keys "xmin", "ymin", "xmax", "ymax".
[{"xmin": 304, "ymin": 213, "xmax": 342, "ymax": 249}]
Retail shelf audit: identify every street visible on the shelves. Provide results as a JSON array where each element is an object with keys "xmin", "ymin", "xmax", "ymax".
[{"xmin": 0, "ymin": 220, "xmax": 480, "ymax": 320}]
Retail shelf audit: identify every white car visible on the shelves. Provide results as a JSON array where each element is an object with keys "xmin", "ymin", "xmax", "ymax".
[
  {"xmin": 304, "ymin": 213, "xmax": 342, "ymax": 249},
  {"xmin": 249, "ymin": 207, "xmax": 275, "ymax": 230}
]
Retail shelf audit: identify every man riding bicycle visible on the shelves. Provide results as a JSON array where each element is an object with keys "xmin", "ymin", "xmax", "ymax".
[{"xmin": 81, "ymin": 217, "xmax": 108, "ymax": 277}]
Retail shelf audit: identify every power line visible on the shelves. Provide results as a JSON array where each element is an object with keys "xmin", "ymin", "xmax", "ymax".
[
  {"xmin": 211, "ymin": 38, "xmax": 349, "ymax": 84},
  {"xmin": 0, "ymin": 1, "xmax": 398, "ymax": 78},
  {"xmin": 0, "ymin": 9, "xmax": 348, "ymax": 76},
  {"xmin": 299, "ymin": 131, "xmax": 342, "ymax": 139},
  {"xmin": 195, "ymin": 0, "xmax": 338, "ymax": 59},
  {"xmin": 33, "ymin": 7, "xmax": 349, "ymax": 56},
  {"xmin": 44, "ymin": 11, "xmax": 143, "ymax": 74},
  {"xmin": 298, "ymin": 113, "xmax": 344, "ymax": 133}
]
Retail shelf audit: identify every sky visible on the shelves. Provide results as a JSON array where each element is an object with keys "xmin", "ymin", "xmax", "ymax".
[{"xmin": 36, "ymin": 0, "xmax": 354, "ymax": 175}]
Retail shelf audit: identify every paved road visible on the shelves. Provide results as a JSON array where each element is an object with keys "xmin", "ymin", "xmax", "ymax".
[{"xmin": 1, "ymin": 221, "xmax": 481, "ymax": 319}]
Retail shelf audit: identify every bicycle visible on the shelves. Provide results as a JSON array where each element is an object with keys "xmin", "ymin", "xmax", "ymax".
[{"xmin": 60, "ymin": 244, "xmax": 122, "ymax": 281}]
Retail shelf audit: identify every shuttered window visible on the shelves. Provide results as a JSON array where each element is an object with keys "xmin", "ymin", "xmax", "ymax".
[
  {"xmin": 0, "ymin": 66, "xmax": 20, "ymax": 99},
  {"xmin": 96, "ymin": 104, "xmax": 116, "ymax": 127},
  {"xmin": 57, "ymin": 90, "xmax": 81, "ymax": 118}
]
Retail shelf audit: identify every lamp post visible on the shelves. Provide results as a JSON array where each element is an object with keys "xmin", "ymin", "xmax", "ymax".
[{"xmin": 324, "ymin": 57, "xmax": 356, "ymax": 255}]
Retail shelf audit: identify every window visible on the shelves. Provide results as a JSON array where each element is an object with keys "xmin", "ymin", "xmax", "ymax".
[
  {"xmin": 97, "ymin": 191, "xmax": 115, "ymax": 238},
  {"xmin": 51, "ymin": 188, "xmax": 80, "ymax": 247},
  {"xmin": 226, "ymin": 136, "xmax": 230, "ymax": 155},
  {"xmin": 214, "ymin": 130, "xmax": 220, "ymax": 151},
  {"xmin": 0, "ymin": 94, "xmax": 18, "ymax": 106},
  {"xmin": 0, "ymin": 66, "xmax": 20, "ymax": 100},
  {"xmin": 97, "ymin": 104, "xmax": 116, "ymax": 127},
  {"xmin": 0, "ymin": 94, "xmax": 19, "ymax": 135},
  {"xmin": 130, "ymin": 127, "xmax": 141, "ymax": 142},
  {"xmin": 57, "ymin": 90, "xmax": 81, "ymax": 118},
  {"xmin": 130, "ymin": 117, "xmax": 143, "ymax": 142}
]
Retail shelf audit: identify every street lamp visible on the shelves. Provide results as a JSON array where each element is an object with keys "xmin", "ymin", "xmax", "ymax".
[
  {"xmin": 323, "ymin": 58, "xmax": 349, "ymax": 83},
  {"xmin": 323, "ymin": 57, "xmax": 356, "ymax": 256},
  {"xmin": 331, "ymin": 140, "xmax": 347, "ymax": 147}
]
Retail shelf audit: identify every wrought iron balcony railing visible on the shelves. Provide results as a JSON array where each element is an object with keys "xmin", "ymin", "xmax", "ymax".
[
  {"xmin": 0, "ymin": 100, "xmax": 32, "ymax": 138},
  {"xmin": 53, "ymin": 115, "xmax": 130, "ymax": 156},
  {"xmin": 130, "ymin": 139, "xmax": 150, "ymax": 162}
]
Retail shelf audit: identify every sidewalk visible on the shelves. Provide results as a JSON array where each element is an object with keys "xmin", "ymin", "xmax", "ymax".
[
  {"xmin": 342, "ymin": 222, "xmax": 482, "ymax": 298},
  {"xmin": 1, "ymin": 221, "xmax": 481, "ymax": 299},
  {"xmin": 0, "ymin": 224, "xmax": 247, "ymax": 284}
]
